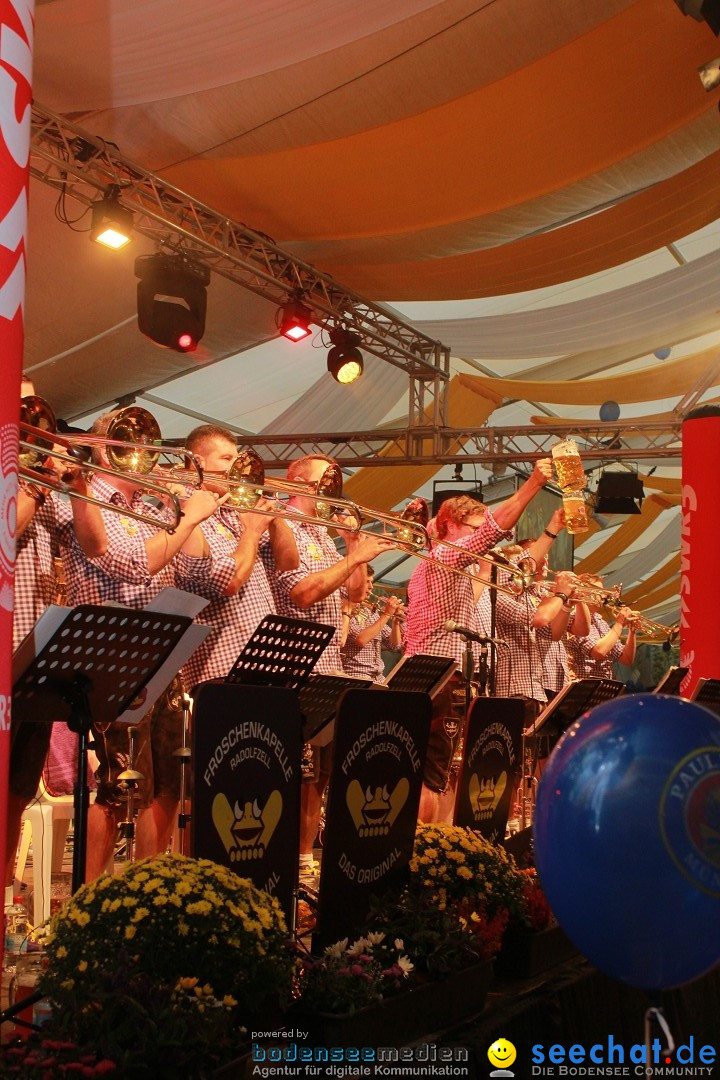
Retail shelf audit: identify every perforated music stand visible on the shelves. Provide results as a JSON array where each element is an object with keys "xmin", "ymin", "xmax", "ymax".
[
  {"xmin": 298, "ymin": 674, "xmax": 373, "ymax": 742},
  {"xmin": 526, "ymin": 677, "xmax": 625, "ymax": 741},
  {"xmin": 691, "ymin": 677, "xmax": 720, "ymax": 718},
  {"xmin": 225, "ymin": 614, "xmax": 336, "ymax": 691},
  {"xmin": 385, "ymin": 653, "xmax": 457, "ymax": 699},
  {"xmin": 12, "ymin": 604, "xmax": 193, "ymax": 893}
]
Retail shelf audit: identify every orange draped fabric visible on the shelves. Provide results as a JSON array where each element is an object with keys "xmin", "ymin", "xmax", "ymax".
[{"xmin": 458, "ymin": 349, "xmax": 720, "ymax": 407}]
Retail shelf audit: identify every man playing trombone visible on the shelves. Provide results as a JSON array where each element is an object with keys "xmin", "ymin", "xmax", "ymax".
[
  {"xmin": 5, "ymin": 378, "xmax": 111, "ymax": 898},
  {"xmin": 174, "ymin": 424, "xmax": 278, "ymax": 692},
  {"xmin": 404, "ymin": 458, "xmax": 554, "ymax": 665},
  {"xmin": 262, "ymin": 453, "xmax": 396, "ymax": 879},
  {"xmin": 58, "ymin": 410, "xmax": 222, "ymax": 881}
]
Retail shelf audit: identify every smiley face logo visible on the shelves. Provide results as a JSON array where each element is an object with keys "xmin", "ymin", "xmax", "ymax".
[{"xmin": 488, "ymin": 1038, "xmax": 516, "ymax": 1074}]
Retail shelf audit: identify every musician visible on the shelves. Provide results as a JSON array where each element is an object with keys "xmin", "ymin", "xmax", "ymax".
[
  {"xmin": 516, "ymin": 525, "xmax": 589, "ymax": 703},
  {"xmin": 474, "ymin": 517, "xmax": 582, "ymax": 724},
  {"xmin": 340, "ymin": 569, "xmax": 404, "ymax": 683},
  {"xmin": 59, "ymin": 410, "xmax": 221, "ymax": 881},
  {"xmin": 5, "ymin": 378, "xmax": 104, "ymax": 895},
  {"xmin": 403, "ymin": 459, "xmax": 553, "ymax": 666},
  {"xmin": 174, "ymin": 425, "xmax": 276, "ymax": 691},
  {"xmin": 262, "ymin": 453, "xmax": 396, "ymax": 875},
  {"xmin": 564, "ymin": 572, "xmax": 637, "ymax": 678}
]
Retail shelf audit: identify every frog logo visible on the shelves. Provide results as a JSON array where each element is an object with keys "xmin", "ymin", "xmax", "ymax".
[
  {"xmin": 468, "ymin": 771, "xmax": 507, "ymax": 821},
  {"xmin": 212, "ymin": 790, "xmax": 282, "ymax": 862},
  {"xmin": 346, "ymin": 779, "xmax": 409, "ymax": 838}
]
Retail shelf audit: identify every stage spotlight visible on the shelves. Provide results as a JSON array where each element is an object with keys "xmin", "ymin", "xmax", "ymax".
[
  {"xmin": 135, "ymin": 253, "xmax": 209, "ymax": 352},
  {"xmin": 90, "ymin": 185, "xmax": 133, "ymax": 249},
  {"xmin": 279, "ymin": 299, "xmax": 313, "ymax": 341},
  {"xmin": 327, "ymin": 329, "xmax": 363, "ymax": 384},
  {"xmin": 594, "ymin": 471, "xmax": 645, "ymax": 515}
]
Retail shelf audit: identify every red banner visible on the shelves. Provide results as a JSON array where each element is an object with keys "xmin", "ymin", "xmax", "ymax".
[
  {"xmin": 0, "ymin": 0, "xmax": 33, "ymax": 886},
  {"xmin": 680, "ymin": 411, "xmax": 720, "ymax": 697}
]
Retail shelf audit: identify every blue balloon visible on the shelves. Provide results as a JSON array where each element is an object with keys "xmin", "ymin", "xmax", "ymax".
[
  {"xmin": 599, "ymin": 400, "xmax": 620, "ymax": 422},
  {"xmin": 654, "ymin": 347, "xmax": 671, "ymax": 360},
  {"xmin": 534, "ymin": 694, "xmax": 720, "ymax": 989}
]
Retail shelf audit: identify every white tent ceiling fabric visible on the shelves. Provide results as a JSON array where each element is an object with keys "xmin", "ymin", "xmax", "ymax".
[
  {"xmin": 415, "ymin": 246, "xmax": 720, "ymax": 362},
  {"xmin": 601, "ymin": 517, "xmax": 680, "ymax": 589},
  {"xmin": 24, "ymin": 0, "xmax": 716, "ymax": 629}
]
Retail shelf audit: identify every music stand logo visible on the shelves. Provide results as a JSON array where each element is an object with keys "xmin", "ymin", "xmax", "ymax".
[
  {"xmin": 346, "ymin": 778, "xmax": 409, "ymax": 837},
  {"xmin": 212, "ymin": 790, "xmax": 282, "ymax": 862},
  {"xmin": 487, "ymin": 1038, "xmax": 516, "ymax": 1077},
  {"xmin": 469, "ymin": 770, "xmax": 507, "ymax": 822}
]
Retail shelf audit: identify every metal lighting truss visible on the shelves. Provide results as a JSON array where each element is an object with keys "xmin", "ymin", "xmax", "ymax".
[
  {"xmin": 229, "ymin": 419, "xmax": 682, "ymax": 469},
  {"xmin": 28, "ymin": 103, "xmax": 450, "ymax": 430},
  {"xmin": 28, "ymin": 103, "xmax": 688, "ymax": 469}
]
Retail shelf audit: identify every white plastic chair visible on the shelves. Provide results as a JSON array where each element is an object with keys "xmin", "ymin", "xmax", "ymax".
[{"xmin": 16, "ymin": 778, "xmax": 75, "ymax": 927}]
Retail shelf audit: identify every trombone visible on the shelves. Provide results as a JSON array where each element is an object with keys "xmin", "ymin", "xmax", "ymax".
[
  {"xmin": 19, "ymin": 398, "xmax": 201, "ymax": 533},
  {"xmin": 392, "ymin": 497, "xmax": 534, "ymax": 595}
]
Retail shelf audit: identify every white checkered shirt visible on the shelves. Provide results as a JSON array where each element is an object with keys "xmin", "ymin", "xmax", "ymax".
[
  {"xmin": 404, "ymin": 510, "xmax": 509, "ymax": 666},
  {"xmin": 564, "ymin": 611, "xmax": 625, "ymax": 679},
  {"xmin": 260, "ymin": 519, "xmax": 345, "ymax": 674},
  {"xmin": 341, "ymin": 607, "xmax": 401, "ymax": 683},
  {"xmin": 59, "ymin": 476, "xmax": 182, "ymax": 607},
  {"xmin": 174, "ymin": 506, "xmax": 275, "ymax": 691},
  {"xmin": 13, "ymin": 493, "xmax": 71, "ymax": 649},
  {"xmin": 476, "ymin": 589, "xmax": 547, "ymax": 704}
]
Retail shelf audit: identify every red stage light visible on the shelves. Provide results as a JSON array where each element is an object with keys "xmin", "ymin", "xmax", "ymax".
[{"xmin": 279, "ymin": 299, "xmax": 313, "ymax": 342}]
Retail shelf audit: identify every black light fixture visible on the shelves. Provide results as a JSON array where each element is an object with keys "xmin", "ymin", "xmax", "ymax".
[
  {"xmin": 135, "ymin": 253, "xmax": 209, "ymax": 352},
  {"xmin": 90, "ymin": 184, "xmax": 133, "ymax": 249},
  {"xmin": 327, "ymin": 328, "xmax": 363, "ymax": 384},
  {"xmin": 674, "ymin": 0, "xmax": 720, "ymax": 35},
  {"xmin": 432, "ymin": 473, "xmax": 483, "ymax": 516},
  {"xmin": 279, "ymin": 297, "xmax": 313, "ymax": 341},
  {"xmin": 594, "ymin": 470, "xmax": 645, "ymax": 515}
]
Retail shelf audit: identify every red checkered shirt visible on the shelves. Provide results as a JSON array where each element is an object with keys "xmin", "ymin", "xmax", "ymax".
[
  {"xmin": 564, "ymin": 611, "xmax": 625, "ymax": 679},
  {"xmin": 174, "ymin": 506, "xmax": 275, "ymax": 691},
  {"xmin": 475, "ymin": 589, "xmax": 547, "ymax": 704},
  {"xmin": 341, "ymin": 607, "xmax": 402, "ymax": 683},
  {"xmin": 59, "ymin": 476, "xmax": 188, "ymax": 607},
  {"xmin": 260, "ymin": 519, "xmax": 345, "ymax": 674},
  {"xmin": 13, "ymin": 493, "xmax": 70, "ymax": 649},
  {"xmin": 404, "ymin": 510, "xmax": 510, "ymax": 665}
]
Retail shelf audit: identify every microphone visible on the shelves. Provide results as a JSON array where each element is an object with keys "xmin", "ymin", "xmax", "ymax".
[{"xmin": 443, "ymin": 620, "xmax": 506, "ymax": 646}]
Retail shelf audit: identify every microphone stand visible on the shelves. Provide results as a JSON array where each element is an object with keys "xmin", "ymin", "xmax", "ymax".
[{"xmin": 476, "ymin": 641, "xmax": 489, "ymax": 697}]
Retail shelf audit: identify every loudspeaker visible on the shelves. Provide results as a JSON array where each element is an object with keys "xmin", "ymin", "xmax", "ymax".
[{"xmin": 431, "ymin": 483, "xmax": 483, "ymax": 517}]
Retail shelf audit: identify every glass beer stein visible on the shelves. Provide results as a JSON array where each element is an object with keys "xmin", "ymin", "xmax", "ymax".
[
  {"xmin": 552, "ymin": 438, "xmax": 586, "ymax": 493},
  {"xmin": 563, "ymin": 494, "xmax": 589, "ymax": 535}
]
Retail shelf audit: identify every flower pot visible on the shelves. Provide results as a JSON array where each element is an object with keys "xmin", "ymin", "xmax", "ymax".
[
  {"xmin": 293, "ymin": 960, "xmax": 493, "ymax": 1048},
  {"xmin": 495, "ymin": 923, "xmax": 578, "ymax": 979}
]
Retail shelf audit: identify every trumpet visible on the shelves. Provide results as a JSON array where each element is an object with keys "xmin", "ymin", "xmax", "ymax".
[{"xmin": 19, "ymin": 398, "xmax": 201, "ymax": 533}]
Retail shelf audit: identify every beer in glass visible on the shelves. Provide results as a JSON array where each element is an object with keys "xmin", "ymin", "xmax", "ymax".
[
  {"xmin": 563, "ymin": 494, "xmax": 589, "ymax": 535},
  {"xmin": 552, "ymin": 438, "xmax": 585, "ymax": 492}
]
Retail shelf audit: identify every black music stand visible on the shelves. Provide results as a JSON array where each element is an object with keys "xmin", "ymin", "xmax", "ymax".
[
  {"xmin": 691, "ymin": 677, "xmax": 720, "ymax": 718},
  {"xmin": 12, "ymin": 605, "xmax": 193, "ymax": 893},
  {"xmin": 225, "ymin": 613, "xmax": 335, "ymax": 690},
  {"xmin": 385, "ymin": 653, "xmax": 457, "ymax": 698},
  {"xmin": 298, "ymin": 674, "xmax": 373, "ymax": 743},
  {"xmin": 526, "ymin": 677, "xmax": 625, "ymax": 742},
  {"xmin": 653, "ymin": 665, "xmax": 689, "ymax": 695}
]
